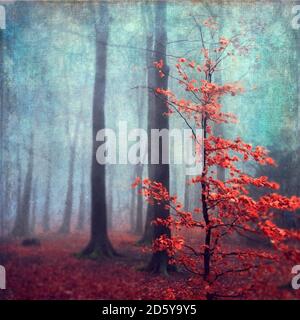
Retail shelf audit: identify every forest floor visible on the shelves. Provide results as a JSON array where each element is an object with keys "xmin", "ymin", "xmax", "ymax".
[
  {"xmin": 0, "ymin": 232, "xmax": 191, "ymax": 300},
  {"xmin": 0, "ymin": 232, "xmax": 298, "ymax": 300}
]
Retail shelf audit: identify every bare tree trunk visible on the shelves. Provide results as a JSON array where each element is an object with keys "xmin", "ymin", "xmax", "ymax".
[
  {"xmin": 107, "ymin": 191, "xmax": 113, "ymax": 229},
  {"xmin": 3, "ymin": 134, "xmax": 12, "ymax": 237},
  {"xmin": 81, "ymin": 2, "xmax": 116, "ymax": 258},
  {"xmin": 59, "ymin": 96, "xmax": 82, "ymax": 234},
  {"xmin": 30, "ymin": 180, "xmax": 37, "ymax": 235},
  {"xmin": 59, "ymin": 161, "xmax": 74, "ymax": 234},
  {"xmin": 12, "ymin": 134, "xmax": 34, "ymax": 238},
  {"xmin": 135, "ymin": 87, "xmax": 145, "ymax": 235},
  {"xmin": 139, "ymin": 5, "xmax": 155, "ymax": 244},
  {"xmin": 58, "ymin": 122, "xmax": 79, "ymax": 234},
  {"xmin": 0, "ymin": 29, "xmax": 4, "ymax": 238},
  {"xmin": 294, "ymin": 12, "xmax": 300, "ymax": 228},
  {"xmin": 106, "ymin": 168, "xmax": 113, "ymax": 230},
  {"xmin": 2, "ymin": 162, "xmax": 10, "ymax": 237},
  {"xmin": 76, "ymin": 163, "xmax": 86, "ymax": 231},
  {"xmin": 145, "ymin": 1, "xmax": 171, "ymax": 274},
  {"xmin": 135, "ymin": 164, "xmax": 144, "ymax": 235},
  {"xmin": 130, "ymin": 176, "xmax": 136, "ymax": 231},
  {"xmin": 43, "ymin": 147, "xmax": 51, "ymax": 231},
  {"xmin": 0, "ymin": 29, "xmax": 9, "ymax": 237},
  {"xmin": 14, "ymin": 146, "xmax": 23, "ymax": 233}
]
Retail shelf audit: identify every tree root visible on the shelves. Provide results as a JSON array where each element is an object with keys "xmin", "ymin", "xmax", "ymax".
[
  {"xmin": 140, "ymin": 252, "xmax": 177, "ymax": 276},
  {"xmin": 77, "ymin": 240, "xmax": 119, "ymax": 260}
]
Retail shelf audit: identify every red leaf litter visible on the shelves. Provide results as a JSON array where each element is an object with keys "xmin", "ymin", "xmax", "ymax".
[
  {"xmin": 0, "ymin": 232, "xmax": 299, "ymax": 300},
  {"xmin": 0, "ymin": 233, "xmax": 193, "ymax": 300}
]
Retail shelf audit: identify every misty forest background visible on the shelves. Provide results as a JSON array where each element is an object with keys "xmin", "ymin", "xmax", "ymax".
[{"xmin": 0, "ymin": 0, "xmax": 300, "ymax": 242}]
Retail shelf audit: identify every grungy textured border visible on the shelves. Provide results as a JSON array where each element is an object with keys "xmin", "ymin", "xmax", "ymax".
[{"xmin": 0, "ymin": 0, "xmax": 297, "ymax": 4}]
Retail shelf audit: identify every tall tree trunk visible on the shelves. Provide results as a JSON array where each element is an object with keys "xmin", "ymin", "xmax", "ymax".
[
  {"xmin": 59, "ymin": 96, "xmax": 82, "ymax": 234},
  {"xmin": 76, "ymin": 163, "xmax": 86, "ymax": 231},
  {"xmin": 12, "ymin": 134, "xmax": 34, "ymax": 238},
  {"xmin": 135, "ymin": 86, "xmax": 145, "ymax": 235},
  {"xmin": 135, "ymin": 164, "xmax": 144, "ymax": 235},
  {"xmin": 2, "ymin": 162, "xmax": 10, "ymax": 237},
  {"xmin": 43, "ymin": 147, "xmax": 51, "ymax": 231},
  {"xmin": 14, "ymin": 146, "xmax": 23, "ymax": 233},
  {"xmin": 59, "ymin": 158, "xmax": 74, "ymax": 234},
  {"xmin": 130, "ymin": 175, "xmax": 136, "ymax": 231},
  {"xmin": 58, "ymin": 121, "xmax": 80, "ymax": 234},
  {"xmin": 0, "ymin": 29, "xmax": 4, "ymax": 238},
  {"xmin": 295, "ymin": 12, "xmax": 300, "ymax": 228},
  {"xmin": 139, "ymin": 5, "xmax": 155, "ymax": 244},
  {"xmin": 81, "ymin": 2, "xmax": 116, "ymax": 258},
  {"xmin": 30, "ymin": 180, "xmax": 37, "ymax": 235},
  {"xmin": 106, "ymin": 168, "xmax": 113, "ymax": 230},
  {"xmin": 145, "ymin": 1, "xmax": 171, "ymax": 274},
  {"xmin": 107, "ymin": 191, "xmax": 113, "ymax": 229}
]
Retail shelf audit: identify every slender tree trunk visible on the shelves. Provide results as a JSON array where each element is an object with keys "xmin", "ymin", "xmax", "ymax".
[
  {"xmin": 59, "ymin": 99, "xmax": 81, "ymax": 234},
  {"xmin": 287, "ymin": 1, "xmax": 300, "ymax": 137},
  {"xmin": 130, "ymin": 177, "xmax": 136, "ymax": 231},
  {"xmin": 43, "ymin": 151, "xmax": 51, "ymax": 231},
  {"xmin": 30, "ymin": 180, "xmax": 37, "ymax": 235},
  {"xmin": 59, "ymin": 155, "xmax": 75, "ymax": 234},
  {"xmin": 145, "ymin": 1, "xmax": 171, "ymax": 274},
  {"xmin": 135, "ymin": 164, "xmax": 144, "ymax": 234},
  {"xmin": 3, "ymin": 122, "xmax": 12, "ymax": 235},
  {"xmin": 107, "ymin": 191, "xmax": 113, "ymax": 229},
  {"xmin": 14, "ymin": 146, "xmax": 22, "ymax": 233},
  {"xmin": 77, "ymin": 164, "xmax": 86, "ymax": 231},
  {"xmin": 294, "ymin": 17, "xmax": 300, "ymax": 228},
  {"xmin": 135, "ymin": 87, "xmax": 145, "ymax": 235},
  {"xmin": 0, "ymin": 29, "xmax": 4, "ymax": 238},
  {"xmin": 106, "ymin": 168, "xmax": 113, "ymax": 230},
  {"xmin": 12, "ymin": 134, "xmax": 34, "ymax": 238},
  {"xmin": 81, "ymin": 2, "xmax": 116, "ymax": 258},
  {"xmin": 139, "ymin": 6, "xmax": 156, "ymax": 244},
  {"xmin": 202, "ymin": 76, "xmax": 212, "ymax": 281},
  {"xmin": 2, "ymin": 162, "xmax": 10, "ymax": 237}
]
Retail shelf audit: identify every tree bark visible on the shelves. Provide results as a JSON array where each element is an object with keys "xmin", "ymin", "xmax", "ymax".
[
  {"xmin": 30, "ymin": 180, "xmax": 37, "ymax": 235},
  {"xmin": 58, "ymin": 116, "xmax": 80, "ymax": 234},
  {"xmin": 81, "ymin": 2, "xmax": 116, "ymax": 258},
  {"xmin": 107, "ymin": 191, "xmax": 113, "ymax": 229},
  {"xmin": 135, "ymin": 87, "xmax": 145, "ymax": 235},
  {"xmin": 144, "ymin": 1, "xmax": 171, "ymax": 274},
  {"xmin": 42, "ymin": 145, "xmax": 51, "ymax": 232},
  {"xmin": 135, "ymin": 164, "xmax": 144, "ymax": 235},
  {"xmin": 0, "ymin": 29, "xmax": 5, "ymax": 237},
  {"xmin": 130, "ymin": 175, "xmax": 136, "ymax": 231},
  {"xmin": 77, "ymin": 163, "xmax": 86, "ymax": 231},
  {"xmin": 12, "ymin": 134, "xmax": 34, "ymax": 238},
  {"xmin": 139, "ymin": 5, "xmax": 155, "ymax": 244}
]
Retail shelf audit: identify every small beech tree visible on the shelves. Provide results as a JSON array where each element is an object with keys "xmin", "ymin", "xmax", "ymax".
[{"xmin": 133, "ymin": 19, "xmax": 300, "ymax": 299}]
